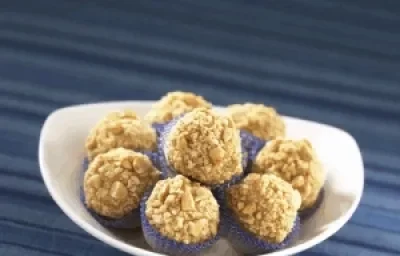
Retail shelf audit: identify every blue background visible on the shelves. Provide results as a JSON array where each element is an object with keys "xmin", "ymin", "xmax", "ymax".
[{"xmin": 1, "ymin": 1, "xmax": 400, "ymax": 255}]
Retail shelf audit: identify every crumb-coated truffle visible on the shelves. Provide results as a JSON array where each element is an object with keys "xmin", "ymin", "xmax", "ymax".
[
  {"xmin": 145, "ymin": 91, "xmax": 212, "ymax": 124},
  {"xmin": 227, "ymin": 173, "xmax": 301, "ymax": 243},
  {"xmin": 145, "ymin": 175, "xmax": 219, "ymax": 244},
  {"xmin": 227, "ymin": 103, "xmax": 285, "ymax": 140},
  {"xmin": 252, "ymin": 138, "xmax": 325, "ymax": 210},
  {"xmin": 85, "ymin": 110, "xmax": 157, "ymax": 161},
  {"xmin": 165, "ymin": 108, "xmax": 243, "ymax": 185},
  {"xmin": 83, "ymin": 148, "xmax": 160, "ymax": 219}
]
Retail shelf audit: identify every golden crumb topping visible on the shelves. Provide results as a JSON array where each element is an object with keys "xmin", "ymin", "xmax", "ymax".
[
  {"xmin": 252, "ymin": 139, "xmax": 325, "ymax": 209},
  {"xmin": 227, "ymin": 173, "xmax": 301, "ymax": 243},
  {"xmin": 145, "ymin": 91, "xmax": 212, "ymax": 124},
  {"xmin": 227, "ymin": 103, "xmax": 285, "ymax": 140},
  {"xmin": 85, "ymin": 110, "xmax": 156, "ymax": 161},
  {"xmin": 165, "ymin": 108, "xmax": 242, "ymax": 185},
  {"xmin": 146, "ymin": 175, "xmax": 219, "ymax": 244},
  {"xmin": 84, "ymin": 148, "xmax": 160, "ymax": 219}
]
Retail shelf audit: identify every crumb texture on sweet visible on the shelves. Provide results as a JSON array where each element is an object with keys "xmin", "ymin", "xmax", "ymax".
[
  {"xmin": 145, "ymin": 91, "xmax": 212, "ymax": 124},
  {"xmin": 227, "ymin": 173, "xmax": 301, "ymax": 243},
  {"xmin": 166, "ymin": 108, "xmax": 242, "ymax": 185},
  {"xmin": 85, "ymin": 110, "xmax": 156, "ymax": 161},
  {"xmin": 252, "ymin": 139, "xmax": 325, "ymax": 209},
  {"xmin": 146, "ymin": 175, "xmax": 219, "ymax": 244},
  {"xmin": 227, "ymin": 103, "xmax": 285, "ymax": 140},
  {"xmin": 84, "ymin": 148, "xmax": 160, "ymax": 219}
]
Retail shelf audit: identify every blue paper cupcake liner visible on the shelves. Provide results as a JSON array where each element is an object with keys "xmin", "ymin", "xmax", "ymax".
[
  {"xmin": 239, "ymin": 130, "xmax": 266, "ymax": 160},
  {"xmin": 152, "ymin": 123, "xmax": 165, "ymax": 136},
  {"xmin": 82, "ymin": 157, "xmax": 90, "ymax": 171},
  {"xmin": 240, "ymin": 130, "xmax": 266, "ymax": 174},
  {"xmin": 217, "ymin": 190, "xmax": 300, "ymax": 255},
  {"xmin": 80, "ymin": 158, "xmax": 142, "ymax": 229},
  {"xmin": 140, "ymin": 192, "xmax": 220, "ymax": 256},
  {"xmin": 299, "ymin": 188, "xmax": 325, "ymax": 221},
  {"xmin": 157, "ymin": 116, "xmax": 248, "ymax": 192}
]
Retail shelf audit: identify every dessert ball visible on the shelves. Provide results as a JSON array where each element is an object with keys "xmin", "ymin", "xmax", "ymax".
[
  {"xmin": 83, "ymin": 148, "xmax": 160, "ymax": 219},
  {"xmin": 85, "ymin": 110, "xmax": 156, "ymax": 161},
  {"xmin": 227, "ymin": 103, "xmax": 285, "ymax": 140},
  {"xmin": 141, "ymin": 175, "xmax": 220, "ymax": 255},
  {"xmin": 145, "ymin": 91, "xmax": 212, "ymax": 124},
  {"xmin": 228, "ymin": 173, "xmax": 300, "ymax": 243},
  {"xmin": 252, "ymin": 138, "xmax": 325, "ymax": 210},
  {"xmin": 145, "ymin": 175, "xmax": 219, "ymax": 243},
  {"xmin": 222, "ymin": 173, "xmax": 300, "ymax": 254},
  {"xmin": 164, "ymin": 108, "xmax": 243, "ymax": 186}
]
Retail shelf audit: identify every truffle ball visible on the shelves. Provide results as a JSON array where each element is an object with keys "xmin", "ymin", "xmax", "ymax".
[
  {"xmin": 85, "ymin": 110, "xmax": 156, "ymax": 161},
  {"xmin": 166, "ymin": 108, "xmax": 243, "ymax": 185},
  {"xmin": 227, "ymin": 103, "xmax": 285, "ymax": 140},
  {"xmin": 227, "ymin": 173, "xmax": 301, "ymax": 243},
  {"xmin": 145, "ymin": 91, "xmax": 212, "ymax": 124},
  {"xmin": 83, "ymin": 148, "xmax": 160, "ymax": 219},
  {"xmin": 252, "ymin": 138, "xmax": 325, "ymax": 209},
  {"xmin": 145, "ymin": 175, "xmax": 219, "ymax": 244}
]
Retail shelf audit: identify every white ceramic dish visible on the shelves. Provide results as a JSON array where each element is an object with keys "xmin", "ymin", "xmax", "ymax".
[{"xmin": 39, "ymin": 101, "xmax": 364, "ymax": 256}]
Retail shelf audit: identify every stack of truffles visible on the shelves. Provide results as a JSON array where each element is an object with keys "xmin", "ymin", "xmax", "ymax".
[{"xmin": 82, "ymin": 91, "xmax": 325, "ymax": 255}]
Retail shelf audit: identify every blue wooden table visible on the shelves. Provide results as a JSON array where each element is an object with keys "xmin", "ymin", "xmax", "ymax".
[{"xmin": 1, "ymin": 1, "xmax": 400, "ymax": 255}]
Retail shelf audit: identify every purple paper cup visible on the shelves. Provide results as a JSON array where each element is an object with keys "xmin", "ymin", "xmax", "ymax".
[
  {"xmin": 157, "ymin": 116, "xmax": 248, "ymax": 192},
  {"xmin": 140, "ymin": 192, "xmax": 220, "ymax": 256},
  {"xmin": 239, "ymin": 130, "xmax": 266, "ymax": 173},
  {"xmin": 299, "ymin": 188, "xmax": 325, "ymax": 221},
  {"xmin": 152, "ymin": 123, "xmax": 165, "ymax": 136},
  {"xmin": 217, "ymin": 190, "xmax": 300, "ymax": 255}
]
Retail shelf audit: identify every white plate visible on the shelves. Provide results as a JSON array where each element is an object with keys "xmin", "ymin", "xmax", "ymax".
[{"xmin": 39, "ymin": 101, "xmax": 364, "ymax": 256}]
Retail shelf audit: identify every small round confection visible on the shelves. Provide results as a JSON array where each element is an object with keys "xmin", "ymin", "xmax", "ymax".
[
  {"xmin": 252, "ymin": 138, "xmax": 325, "ymax": 210},
  {"xmin": 83, "ymin": 148, "xmax": 160, "ymax": 227},
  {"xmin": 145, "ymin": 91, "xmax": 212, "ymax": 124},
  {"xmin": 222, "ymin": 173, "xmax": 301, "ymax": 254},
  {"xmin": 227, "ymin": 103, "xmax": 285, "ymax": 140},
  {"xmin": 164, "ymin": 108, "xmax": 243, "ymax": 186},
  {"xmin": 85, "ymin": 110, "xmax": 156, "ymax": 161},
  {"xmin": 141, "ymin": 175, "xmax": 220, "ymax": 255}
]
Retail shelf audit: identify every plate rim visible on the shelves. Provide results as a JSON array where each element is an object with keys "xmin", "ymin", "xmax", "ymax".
[{"xmin": 39, "ymin": 100, "xmax": 364, "ymax": 256}]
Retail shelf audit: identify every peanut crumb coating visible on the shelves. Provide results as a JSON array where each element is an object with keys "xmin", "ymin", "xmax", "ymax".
[
  {"xmin": 146, "ymin": 175, "xmax": 219, "ymax": 244},
  {"xmin": 227, "ymin": 103, "xmax": 285, "ymax": 140},
  {"xmin": 166, "ymin": 108, "xmax": 243, "ymax": 185},
  {"xmin": 85, "ymin": 110, "xmax": 156, "ymax": 161},
  {"xmin": 84, "ymin": 148, "xmax": 160, "ymax": 219},
  {"xmin": 227, "ymin": 173, "xmax": 301, "ymax": 243},
  {"xmin": 145, "ymin": 91, "xmax": 212, "ymax": 124},
  {"xmin": 252, "ymin": 139, "xmax": 325, "ymax": 209}
]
